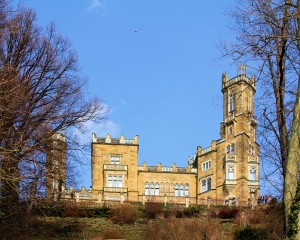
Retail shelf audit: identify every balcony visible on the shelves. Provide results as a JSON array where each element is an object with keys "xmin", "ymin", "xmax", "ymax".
[
  {"xmin": 103, "ymin": 164, "xmax": 128, "ymax": 171},
  {"xmin": 103, "ymin": 187, "xmax": 128, "ymax": 193}
]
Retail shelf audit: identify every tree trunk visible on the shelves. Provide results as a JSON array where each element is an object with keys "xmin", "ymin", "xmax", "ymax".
[{"xmin": 284, "ymin": 78, "xmax": 300, "ymax": 238}]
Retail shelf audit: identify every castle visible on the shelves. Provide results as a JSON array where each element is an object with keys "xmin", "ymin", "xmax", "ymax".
[{"xmin": 89, "ymin": 65, "xmax": 260, "ymax": 206}]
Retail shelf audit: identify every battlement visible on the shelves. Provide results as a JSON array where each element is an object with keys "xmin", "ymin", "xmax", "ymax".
[
  {"xmin": 92, "ymin": 133, "xmax": 139, "ymax": 145},
  {"xmin": 138, "ymin": 161, "xmax": 196, "ymax": 173},
  {"xmin": 222, "ymin": 64, "xmax": 256, "ymax": 92}
]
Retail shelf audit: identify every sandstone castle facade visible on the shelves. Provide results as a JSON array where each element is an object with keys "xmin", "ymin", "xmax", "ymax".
[{"xmin": 90, "ymin": 65, "xmax": 260, "ymax": 206}]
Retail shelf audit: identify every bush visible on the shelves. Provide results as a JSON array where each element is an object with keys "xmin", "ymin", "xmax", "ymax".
[
  {"xmin": 234, "ymin": 225, "xmax": 267, "ymax": 240},
  {"xmin": 218, "ymin": 208, "xmax": 239, "ymax": 219},
  {"xmin": 144, "ymin": 202, "xmax": 163, "ymax": 219},
  {"xmin": 91, "ymin": 205, "xmax": 112, "ymax": 218},
  {"xmin": 110, "ymin": 204, "xmax": 137, "ymax": 225},
  {"xmin": 175, "ymin": 210, "xmax": 183, "ymax": 218},
  {"xmin": 183, "ymin": 205, "xmax": 202, "ymax": 217}
]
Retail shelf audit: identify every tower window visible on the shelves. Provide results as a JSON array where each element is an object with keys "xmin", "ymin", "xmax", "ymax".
[
  {"xmin": 229, "ymin": 93, "xmax": 236, "ymax": 112},
  {"xmin": 108, "ymin": 175, "xmax": 123, "ymax": 188},
  {"xmin": 202, "ymin": 160, "xmax": 212, "ymax": 171},
  {"xmin": 250, "ymin": 168, "xmax": 256, "ymax": 180},
  {"xmin": 231, "ymin": 143, "xmax": 235, "ymax": 154},
  {"xmin": 228, "ymin": 167, "xmax": 234, "ymax": 180},
  {"xmin": 110, "ymin": 155, "xmax": 120, "ymax": 164}
]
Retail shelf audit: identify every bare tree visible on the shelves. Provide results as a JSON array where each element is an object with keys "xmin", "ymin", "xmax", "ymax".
[
  {"xmin": 222, "ymin": 0, "xmax": 299, "ymax": 237},
  {"xmin": 0, "ymin": 0, "xmax": 107, "ymax": 229}
]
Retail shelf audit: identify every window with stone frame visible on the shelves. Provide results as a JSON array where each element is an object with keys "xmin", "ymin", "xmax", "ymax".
[
  {"xmin": 202, "ymin": 160, "xmax": 212, "ymax": 171},
  {"xmin": 227, "ymin": 166, "xmax": 234, "ymax": 180},
  {"xmin": 155, "ymin": 183, "xmax": 160, "ymax": 196},
  {"xmin": 229, "ymin": 93, "xmax": 236, "ymax": 112},
  {"xmin": 201, "ymin": 178, "xmax": 212, "ymax": 193},
  {"xmin": 145, "ymin": 182, "xmax": 149, "ymax": 195},
  {"xmin": 231, "ymin": 143, "xmax": 235, "ymax": 154},
  {"xmin": 108, "ymin": 175, "xmax": 123, "ymax": 188},
  {"xmin": 185, "ymin": 184, "xmax": 189, "ymax": 196},
  {"xmin": 110, "ymin": 155, "xmax": 121, "ymax": 164},
  {"xmin": 175, "ymin": 184, "xmax": 179, "ymax": 196},
  {"xmin": 250, "ymin": 167, "xmax": 256, "ymax": 181}
]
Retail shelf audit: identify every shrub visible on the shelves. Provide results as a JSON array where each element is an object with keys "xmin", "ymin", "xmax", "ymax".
[
  {"xmin": 218, "ymin": 208, "xmax": 239, "ymax": 219},
  {"xmin": 110, "ymin": 204, "xmax": 137, "ymax": 225},
  {"xmin": 144, "ymin": 202, "xmax": 163, "ymax": 219},
  {"xmin": 183, "ymin": 205, "xmax": 202, "ymax": 217},
  {"xmin": 234, "ymin": 225, "xmax": 267, "ymax": 240},
  {"xmin": 91, "ymin": 205, "xmax": 112, "ymax": 218},
  {"xmin": 175, "ymin": 210, "xmax": 183, "ymax": 218}
]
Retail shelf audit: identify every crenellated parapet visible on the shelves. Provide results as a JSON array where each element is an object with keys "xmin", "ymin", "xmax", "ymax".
[
  {"xmin": 92, "ymin": 133, "xmax": 139, "ymax": 145},
  {"xmin": 222, "ymin": 64, "xmax": 256, "ymax": 93},
  {"xmin": 138, "ymin": 161, "xmax": 195, "ymax": 173}
]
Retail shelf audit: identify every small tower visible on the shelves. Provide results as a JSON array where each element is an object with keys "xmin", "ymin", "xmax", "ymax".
[{"xmin": 46, "ymin": 132, "xmax": 67, "ymax": 200}]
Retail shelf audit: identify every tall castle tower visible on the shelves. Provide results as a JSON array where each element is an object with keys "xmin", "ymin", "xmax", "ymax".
[
  {"xmin": 220, "ymin": 64, "xmax": 259, "ymax": 204},
  {"xmin": 196, "ymin": 65, "xmax": 260, "ymax": 205}
]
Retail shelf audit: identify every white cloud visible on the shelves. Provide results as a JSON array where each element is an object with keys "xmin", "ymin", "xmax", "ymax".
[
  {"xmin": 72, "ymin": 119, "xmax": 121, "ymax": 146},
  {"xmin": 87, "ymin": 0, "xmax": 104, "ymax": 12}
]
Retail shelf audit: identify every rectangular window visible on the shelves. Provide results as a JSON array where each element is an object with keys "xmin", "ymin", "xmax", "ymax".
[
  {"xmin": 108, "ymin": 175, "xmax": 122, "ymax": 187},
  {"xmin": 110, "ymin": 155, "xmax": 120, "ymax": 164},
  {"xmin": 202, "ymin": 160, "xmax": 212, "ymax": 171}
]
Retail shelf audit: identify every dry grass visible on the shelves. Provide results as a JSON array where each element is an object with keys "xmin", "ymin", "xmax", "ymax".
[{"xmin": 143, "ymin": 218, "xmax": 225, "ymax": 240}]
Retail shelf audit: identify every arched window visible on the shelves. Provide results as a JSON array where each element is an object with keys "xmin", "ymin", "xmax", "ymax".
[
  {"xmin": 229, "ymin": 127, "xmax": 233, "ymax": 135},
  {"xmin": 229, "ymin": 93, "xmax": 236, "ymax": 112},
  {"xmin": 228, "ymin": 167, "xmax": 234, "ymax": 180},
  {"xmin": 185, "ymin": 184, "xmax": 189, "ymax": 196},
  {"xmin": 202, "ymin": 180, "xmax": 207, "ymax": 192},
  {"xmin": 250, "ymin": 168, "xmax": 256, "ymax": 180},
  {"xmin": 145, "ymin": 182, "xmax": 149, "ymax": 195},
  {"xmin": 155, "ymin": 183, "xmax": 160, "ymax": 196},
  {"xmin": 175, "ymin": 184, "xmax": 179, "ymax": 196},
  {"xmin": 179, "ymin": 184, "xmax": 184, "ymax": 196},
  {"xmin": 231, "ymin": 143, "xmax": 235, "ymax": 154},
  {"xmin": 150, "ymin": 182, "xmax": 155, "ymax": 195},
  {"xmin": 207, "ymin": 178, "xmax": 212, "ymax": 191}
]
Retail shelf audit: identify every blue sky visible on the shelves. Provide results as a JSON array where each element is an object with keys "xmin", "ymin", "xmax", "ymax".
[{"xmin": 23, "ymin": 0, "xmax": 246, "ymax": 188}]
